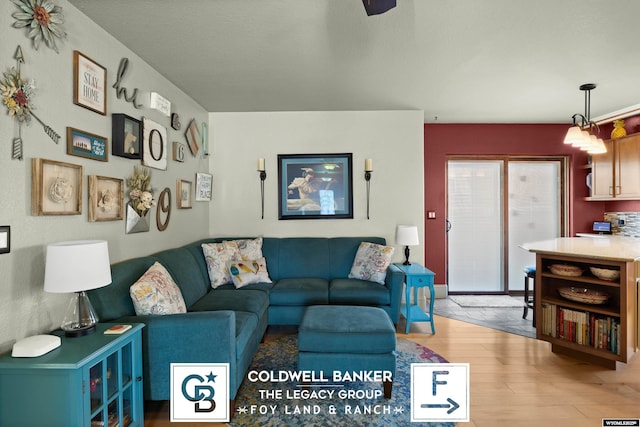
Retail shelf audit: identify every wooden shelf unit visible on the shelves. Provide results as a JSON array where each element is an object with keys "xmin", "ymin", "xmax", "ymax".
[{"xmin": 535, "ymin": 253, "xmax": 637, "ymax": 369}]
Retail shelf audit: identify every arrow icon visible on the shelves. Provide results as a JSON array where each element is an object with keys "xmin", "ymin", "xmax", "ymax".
[{"xmin": 421, "ymin": 398, "xmax": 460, "ymax": 414}]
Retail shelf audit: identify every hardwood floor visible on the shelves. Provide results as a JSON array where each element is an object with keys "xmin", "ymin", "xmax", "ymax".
[{"xmin": 144, "ymin": 315, "xmax": 640, "ymax": 426}]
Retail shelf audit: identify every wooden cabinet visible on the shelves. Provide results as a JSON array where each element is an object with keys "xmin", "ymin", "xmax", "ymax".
[
  {"xmin": 0, "ymin": 323, "xmax": 144, "ymax": 427},
  {"xmin": 535, "ymin": 254, "xmax": 637, "ymax": 368},
  {"xmin": 589, "ymin": 133, "xmax": 640, "ymax": 200}
]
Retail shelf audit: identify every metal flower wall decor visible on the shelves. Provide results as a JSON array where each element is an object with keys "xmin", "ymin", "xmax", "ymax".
[
  {"xmin": 2, "ymin": 46, "xmax": 61, "ymax": 160},
  {"xmin": 11, "ymin": 0, "xmax": 67, "ymax": 53}
]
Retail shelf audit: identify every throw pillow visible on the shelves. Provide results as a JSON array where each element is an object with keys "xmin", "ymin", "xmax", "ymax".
[
  {"xmin": 348, "ymin": 242, "xmax": 395, "ymax": 285},
  {"xmin": 129, "ymin": 262, "xmax": 187, "ymax": 315},
  {"xmin": 226, "ymin": 257, "xmax": 272, "ymax": 288},
  {"xmin": 224, "ymin": 237, "xmax": 263, "ymax": 261},
  {"xmin": 202, "ymin": 242, "xmax": 242, "ymax": 288}
]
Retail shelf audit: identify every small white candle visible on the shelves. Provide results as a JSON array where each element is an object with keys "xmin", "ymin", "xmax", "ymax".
[
  {"xmin": 364, "ymin": 158, "xmax": 373, "ymax": 172},
  {"xmin": 257, "ymin": 158, "xmax": 265, "ymax": 171}
]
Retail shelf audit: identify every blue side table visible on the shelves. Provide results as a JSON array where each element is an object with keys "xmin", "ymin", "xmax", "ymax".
[{"xmin": 395, "ymin": 263, "xmax": 436, "ymax": 334}]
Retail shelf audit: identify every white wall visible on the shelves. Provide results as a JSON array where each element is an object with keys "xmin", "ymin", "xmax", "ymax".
[
  {"xmin": 208, "ymin": 111, "xmax": 425, "ymax": 265},
  {"xmin": 0, "ymin": 1, "xmax": 209, "ymax": 350}
]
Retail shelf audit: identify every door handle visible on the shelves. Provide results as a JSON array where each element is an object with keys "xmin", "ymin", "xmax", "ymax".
[{"xmin": 446, "ymin": 218, "xmax": 452, "ymax": 233}]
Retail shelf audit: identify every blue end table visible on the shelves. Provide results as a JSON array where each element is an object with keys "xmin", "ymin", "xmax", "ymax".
[{"xmin": 395, "ymin": 263, "xmax": 436, "ymax": 334}]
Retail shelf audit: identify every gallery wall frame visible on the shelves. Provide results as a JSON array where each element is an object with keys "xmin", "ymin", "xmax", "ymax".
[
  {"xmin": 112, "ymin": 114, "xmax": 142, "ymax": 159},
  {"xmin": 177, "ymin": 179, "xmax": 193, "ymax": 209},
  {"xmin": 142, "ymin": 117, "xmax": 167, "ymax": 170},
  {"xmin": 185, "ymin": 119, "xmax": 200, "ymax": 156},
  {"xmin": 195, "ymin": 172, "xmax": 212, "ymax": 201},
  {"xmin": 32, "ymin": 158, "xmax": 83, "ymax": 216},
  {"xmin": 0, "ymin": 226, "xmax": 9, "ymax": 254},
  {"xmin": 73, "ymin": 50, "xmax": 107, "ymax": 115},
  {"xmin": 277, "ymin": 153, "xmax": 353, "ymax": 220},
  {"xmin": 67, "ymin": 127, "xmax": 108, "ymax": 161},
  {"xmin": 88, "ymin": 175, "xmax": 124, "ymax": 222}
]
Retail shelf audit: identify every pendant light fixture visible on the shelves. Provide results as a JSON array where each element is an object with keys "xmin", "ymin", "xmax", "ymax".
[{"xmin": 563, "ymin": 83, "xmax": 607, "ymax": 154}]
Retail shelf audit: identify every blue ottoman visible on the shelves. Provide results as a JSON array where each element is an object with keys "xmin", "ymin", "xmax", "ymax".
[{"xmin": 298, "ymin": 305, "xmax": 397, "ymax": 398}]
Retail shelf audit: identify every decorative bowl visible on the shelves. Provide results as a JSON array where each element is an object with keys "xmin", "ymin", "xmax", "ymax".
[
  {"xmin": 558, "ymin": 287, "xmax": 609, "ymax": 305},
  {"xmin": 589, "ymin": 267, "xmax": 620, "ymax": 281},
  {"xmin": 549, "ymin": 264, "xmax": 583, "ymax": 277}
]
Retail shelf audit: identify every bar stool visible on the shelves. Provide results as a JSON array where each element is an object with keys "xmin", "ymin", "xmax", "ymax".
[{"xmin": 523, "ymin": 266, "xmax": 536, "ymax": 327}]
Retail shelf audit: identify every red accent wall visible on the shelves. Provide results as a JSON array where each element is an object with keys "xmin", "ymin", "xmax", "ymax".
[{"xmin": 423, "ymin": 123, "xmax": 609, "ymax": 283}]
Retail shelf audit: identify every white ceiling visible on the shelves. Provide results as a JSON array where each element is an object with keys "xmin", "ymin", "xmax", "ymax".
[{"xmin": 68, "ymin": 0, "xmax": 640, "ymax": 123}]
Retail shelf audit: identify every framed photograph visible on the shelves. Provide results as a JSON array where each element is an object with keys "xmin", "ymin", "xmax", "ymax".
[
  {"xmin": 112, "ymin": 114, "xmax": 142, "ymax": 159},
  {"xmin": 66, "ymin": 127, "xmax": 108, "ymax": 161},
  {"xmin": 142, "ymin": 117, "xmax": 168, "ymax": 170},
  {"xmin": 195, "ymin": 172, "xmax": 212, "ymax": 201},
  {"xmin": 73, "ymin": 51, "xmax": 107, "ymax": 115},
  {"xmin": 177, "ymin": 179, "xmax": 193, "ymax": 209},
  {"xmin": 88, "ymin": 175, "xmax": 124, "ymax": 222},
  {"xmin": 0, "ymin": 226, "xmax": 9, "ymax": 254},
  {"xmin": 278, "ymin": 153, "xmax": 353, "ymax": 220},
  {"xmin": 32, "ymin": 158, "xmax": 83, "ymax": 216}
]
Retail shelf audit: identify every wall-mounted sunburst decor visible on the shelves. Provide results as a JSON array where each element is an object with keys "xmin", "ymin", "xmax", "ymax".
[{"xmin": 10, "ymin": 0, "xmax": 67, "ymax": 53}]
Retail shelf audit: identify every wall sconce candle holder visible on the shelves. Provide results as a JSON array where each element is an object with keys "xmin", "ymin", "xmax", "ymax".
[
  {"xmin": 364, "ymin": 159, "xmax": 373, "ymax": 219},
  {"xmin": 258, "ymin": 158, "xmax": 266, "ymax": 219}
]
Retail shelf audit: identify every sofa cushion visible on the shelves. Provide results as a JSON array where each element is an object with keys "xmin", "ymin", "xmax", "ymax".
[
  {"xmin": 234, "ymin": 311, "xmax": 259, "ymax": 364},
  {"xmin": 189, "ymin": 289, "xmax": 269, "ymax": 318},
  {"xmin": 269, "ymin": 278, "xmax": 329, "ymax": 306},
  {"xmin": 226, "ymin": 258, "xmax": 272, "ymax": 288},
  {"xmin": 88, "ymin": 256, "xmax": 157, "ymax": 321},
  {"xmin": 276, "ymin": 238, "xmax": 330, "ymax": 279},
  {"xmin": 348, "ymin": 242, "xmax": 395, "ymax": 284},
  {"xmin": 153, "ymin": 247, "xmax": 209, "ymax": 308},
  {"xmin": 298, "ymin": 305, "xmax": 396, "ymax": 354},
  {"xmin": 225, "ymin": 237, "xmax": 264, "ymax": 260},
  {"xmin": 329, "ymin": 278, "xmax": 391, "ymax": 305},
  {"xmin": 129, "ymin": 262, "xmax": 187, "ymax": 315},
  {"xmin": 202, "ymin": 242, "xmax": 242, "ymax": 288},
  {"xmin": 328, "ymin": 237, "xmax": 387, "ymax": 279}
]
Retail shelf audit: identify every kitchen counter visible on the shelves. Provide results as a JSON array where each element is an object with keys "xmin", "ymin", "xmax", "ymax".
[{"xmin": 522, "ymin": 236, "xmax": 640, "ymax": 262}]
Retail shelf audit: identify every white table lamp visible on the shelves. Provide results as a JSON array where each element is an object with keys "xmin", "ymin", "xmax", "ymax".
[
  {"xmin": 44, "ymin": 240, "xmax": 112, "ymax": 337},
  {"xmin": 396, "ymin": 225, "xmax": 419, "ymax": 265}
]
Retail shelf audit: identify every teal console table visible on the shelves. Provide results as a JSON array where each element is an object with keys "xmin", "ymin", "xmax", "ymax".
[
  {"xmin": 395, "ymin": 263, "xmax": 436, "ymax": 334},
  {"xmin": 0, "ymin": 323, "xmax": 144, "ymax": 427}
]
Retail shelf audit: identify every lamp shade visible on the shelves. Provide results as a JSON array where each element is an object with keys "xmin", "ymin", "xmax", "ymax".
[
  {"xmin": 396, "ymin": 225, "xmax": 419, "ymax": 246},
  {"xmin": 44, "ymin": 240, "xmax": 112, "ymax": 293},
  {"xmin": 563, "ymin": 126, "xmax": 584, "ymax": 145}
]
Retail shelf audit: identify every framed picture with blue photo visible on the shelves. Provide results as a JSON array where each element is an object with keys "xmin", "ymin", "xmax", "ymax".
[
  {"xmin": 66, "ymin": 127, "xmax": 108, "ymax": 161},
  {"xmin": 278, "ymin": 153, "xmax": 353, "ymax": 220}
]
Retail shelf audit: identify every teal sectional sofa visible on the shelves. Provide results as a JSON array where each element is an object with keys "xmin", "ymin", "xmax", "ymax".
[{"xmin": 88, "ymin": 236, "xmax": 404, "ymax": 404}]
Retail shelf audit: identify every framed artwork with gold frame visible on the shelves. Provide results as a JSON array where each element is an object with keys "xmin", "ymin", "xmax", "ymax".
[
  {"xmin": 88, "ymin": 175, "xmax": 124, "ymax": 222},
  {"xmin": 32, "ymin": 158, "xmax": 83, "ymax": 216}
]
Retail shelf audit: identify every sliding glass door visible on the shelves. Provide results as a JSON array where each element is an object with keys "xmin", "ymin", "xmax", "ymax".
[{"xmin": 447, "ymin": 158, "xmax": 564, "ymax": 293}]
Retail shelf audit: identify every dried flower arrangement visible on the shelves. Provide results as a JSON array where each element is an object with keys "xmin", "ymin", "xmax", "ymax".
[
  {"xmin": 1, "ymin": 67, "xmax": 34, "ymax": 123},
  {"xmin": 126, "ymin": 166, "xmax": 155, "ymax": 216}
]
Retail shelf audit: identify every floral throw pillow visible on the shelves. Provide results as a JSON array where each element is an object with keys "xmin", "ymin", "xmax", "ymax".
[
  {"xmin": 224, "ymin": 237, "xmax": 263, "ymax": 261},
  {"xmin": 202, "ymin": 242, "xmax": 241, "ymax": 288},
  {"xmin": 226, "ymin": 257, "xmax": 272, "ymax": 288},
  {"xmin": 129, "ymin": 262, "xmax": 187, "ymax": 315},
  {"xmin": 348, "ymin": 242, "xmax": 395, "ymax": 285}
]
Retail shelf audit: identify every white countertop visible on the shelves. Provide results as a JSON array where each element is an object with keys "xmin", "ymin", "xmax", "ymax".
[{"xmin": 522, "ymin": 236, "xmax": 640, "ymax": 262}]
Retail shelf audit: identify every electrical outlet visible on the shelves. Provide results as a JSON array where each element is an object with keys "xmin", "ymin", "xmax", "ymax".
[{"xmin": 427, "ymin": 211, "xmax": 436, "ymax": 219}]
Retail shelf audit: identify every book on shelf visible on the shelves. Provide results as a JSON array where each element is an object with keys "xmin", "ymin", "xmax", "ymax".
[{"xmin": 540, "ymin": 303, "xmax": 620, "ymax": 355}]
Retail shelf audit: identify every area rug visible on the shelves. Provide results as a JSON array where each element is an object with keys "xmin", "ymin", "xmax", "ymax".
[
  {"xmin": 449, "ymin": 294, "xmax": 524, "ymax": 308},
  {"xmin": 230, "ymin": 335, "xmax": 455, "ymax": 427}
]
